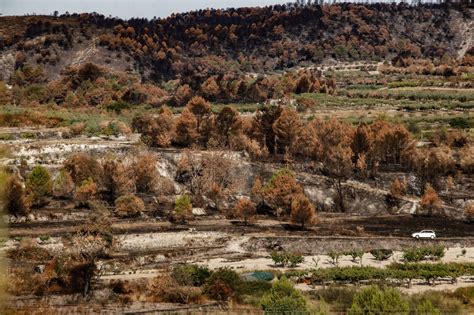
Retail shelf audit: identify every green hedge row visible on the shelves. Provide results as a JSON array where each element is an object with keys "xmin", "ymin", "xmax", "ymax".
[{"xmin": 309, "ymin": 263, "xmax": 474, "ymax": 285}]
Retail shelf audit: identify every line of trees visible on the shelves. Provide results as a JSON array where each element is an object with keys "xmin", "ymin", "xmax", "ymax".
[{"xmin": 135, "ymin": 96, "xmax": 473, "ymax": 212}]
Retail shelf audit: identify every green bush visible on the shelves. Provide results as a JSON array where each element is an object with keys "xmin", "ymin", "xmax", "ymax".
[
  {"xmin": 171, "ymin": 264, "xmax": 211, "ymax": 286},
  {"xmin": 288, "ymin": 254, "xmax": 304, "ymax": 267},
  {"xmin": 26, "ymin": 166, "xmax": 52, "ymax": 207},
  {"xmin": 310, "ymin": 263, "xmax": 474, "ymax": 286},
  {"xmin": 106, "ymin": 100, "xmax": 130, "ymax": 114},
  {"xmin": 387, "ymin": 81, "xmax": 419, "ymax": 89},
  {"xmin": 416, "ymin": 299, "xmax": 441, "ymax": 315},
  {"xmin": 403, "ymin": 246, "xmax": 445, "ymax": 262},
  {"xmin": 344, "ymin": 250, "xmax": 364, "ymax": 264},
  {"xmin": 270, "ymin": 251, "xmax": 304, "ymax": 267},
  {"xmin": 204, "ymin": 268, "xmax": 241, "ymax": 301},
  {"xmin": 172, "ymin": 194, "xmax": 192, "ymax": 223},
  {"xmin": 310, "ymin": 286, "xmax": 357, "ymax": 311},
  {"xmin": 312, "ymin": 266, "xmax": 386, "ymax": 284},
  {"xmin": 328, "ymin": 251, "xmax": 341, "ymax": 265},
  {"xmin": 348, "ymin": 286, "xmax": 409, "ymax": 315},
  {"xmin": 449, "ymin": 117, "xmax": 472, "ymax": 129},
  {"xmin": 260, "ymin": 277, "xmax": 308, "ymax": 315},
  {"xmin": 370, "ymin": 249, "xmax": 393, "ymax": 261},
  {"xmin": 240, "ymin": 280, "xmax": 272, "ymax": 296}
]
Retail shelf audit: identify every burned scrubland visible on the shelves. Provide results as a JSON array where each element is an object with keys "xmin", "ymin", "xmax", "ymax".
[{"xmin": 1, "ymin": 1, "xmax": 474, "ymax": 314}]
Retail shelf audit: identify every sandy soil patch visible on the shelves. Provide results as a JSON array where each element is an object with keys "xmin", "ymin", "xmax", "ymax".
[
  {"xmin": 116, "ymin": 231, "xmax": 228, "ymax": 252},
  {"xmin": 197, "ymin": 247, "xmax": 474, "ymax": 272}
]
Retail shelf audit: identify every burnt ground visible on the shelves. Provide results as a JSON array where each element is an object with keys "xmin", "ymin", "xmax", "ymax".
[
  {"xmin": 342, "ymin": 215, "xmax": 474, "ymax": 238},
  {"xmin": 8, "ymin": 214, "xmax": 474, "ymax": 238}
]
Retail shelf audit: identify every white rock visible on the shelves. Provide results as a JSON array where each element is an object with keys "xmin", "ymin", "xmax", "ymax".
[{"xmin": 192, "ymin": 208, "xmax": 206, "ymax": 216}]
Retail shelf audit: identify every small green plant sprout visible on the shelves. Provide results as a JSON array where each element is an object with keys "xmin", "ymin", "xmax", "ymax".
[
  {"xmin": 26, "ymin": 165, "xmax": 52, "ymax": 207},
  {"xmin": 344, "ymin": 249, "xmax": 364, "ymax": 265},
  {"xmin": 312, "ymin": 256, "xmax": 321, "ymax": 268}
]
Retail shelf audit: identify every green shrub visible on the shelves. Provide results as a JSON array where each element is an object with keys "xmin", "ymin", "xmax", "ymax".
[
  {"xmin": 106, "ymin": 100, "xmax": 130, "ymax": 114},
  {"xmin": 20, "ymin": 132, "xmax": 36, "ymax": 139},
  {"xmin": 171, "ymin": 264, "xmax": 211, "ymax": 286},
  {"xmin": 270, "ymin": 251, "xmax": 304, "ymax": 267},
  {"xmin": 310, "ymin": 263, "xmax": 474, "ymax": 286},
  {"xmin": 240, "ymin": 280, "xmax": 272, "ymax": 296},
  {"xmin": 416, "ymin": 299, "xmax": 441, "ymax": 315},
  {"xmin": 271, "ymin": 251, "xmax": 286, "ymax": 266},
  {"xmin": 204, "ymin": 268, "xmax": 241, "ymax": 301},
  {"xmin": 328, "ymin": 251, "xmax": 341, "ymax": 265},
  {"xmin": 260, "ymin": 277, "xmax": 308, "ymax": 315},
  {"xmin": 310, "ymin": 286, "xmax": 357, "ymax": 311},
  {"xmin": 288, "ymin": 253, "xmax": 304, "ymax": 267},
  {"xmin": 172, "ymin": 194, "xmax": 192, "ymax": 223},
  {"xmin": 403, "ymin": 246, "xmax": 445, "ymax": 262},
  {"xmin": 409, "ymin": 290, "xmax": 464, "ymax": 315},
  {"xmin": 26, "ymin": 166, "xmax": 52, "ymax": 207},
  {"xmin": 348, "ymin": 286, "xmax": 409, "ymax": 315},
  {"xmin": 344, "ymin": 250, "xmax": 364, "ymax": 264},
  {"xmin": 52, "ymin": 170, "xmax": 74, "ymax": 199},
  {"xmin": 449, "ymin": 117, "xmax": 472, "ymax": 129},
  {"xmin": 370, "ymin": 249, "xmax": 393, "ymax": 261},
  {"xmin": 0, "ymin": 133, "xmax": 14, "ymax": 141}
]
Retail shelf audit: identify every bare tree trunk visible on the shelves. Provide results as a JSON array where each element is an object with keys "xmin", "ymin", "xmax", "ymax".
[{"xmin": 336, "ymin": 178, "xmax": 345, "ymax": 212}]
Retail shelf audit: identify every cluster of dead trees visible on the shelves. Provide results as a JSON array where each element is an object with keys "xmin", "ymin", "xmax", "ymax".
[
  {"xmin": 169, "ymin": 70, "xmax": 334, "ymax": 105},
  {"xmin": 3, "ymin": 153, "xmax": 163, "ymax": 218},
  {"xmin": 3, "ymin": 3, "xmax": 469, "ymax": 82},
  {"xmin": 94, "ymin": 3, "xmax": 467, "ymax": 80},
  {"xmin": 3, "ymin": 61, "xmax": 333, "ymax": 108},
  {"xmin": 135, "ymin": 96, "xmax": 473, "ymax": 212}
]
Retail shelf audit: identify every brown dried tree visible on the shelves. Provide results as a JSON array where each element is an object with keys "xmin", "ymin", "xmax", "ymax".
[
  {"xmin": 315, "ymin": 118, "xmax": 354, "ymax": 212},
  {"xmin": 3, "ymin": 176, "xmax": 29, "ymax": 215},
  {"xmin": 132, "ymin": 153, "xmax": 158, "ymax": 193},
  {"xmin": 263, "ymin": 168, "xmax": 303, "ymax": 216},
  {"xmin": 420, "ymin": 184, "xmax": 443, "ymax": 216},
  {"xmin": 175, "ymin": 108, "xmax": 198, "ymax": 147},
  {"xmin": 290, "ymin": 194, "xmax": 317, "ymax": 229},
  {"xmin": 272, "ymin": 108, "xmax": 302, "ymax": 155},
  {"xmin": 234, "ymin": 198, "xmax": 256, "ymax": 225}
]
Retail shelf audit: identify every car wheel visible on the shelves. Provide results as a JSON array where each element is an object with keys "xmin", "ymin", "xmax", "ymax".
[
  {"xmin": 431, "ymin": 235, "xmax": 435, "ymax": 239},
  {"xmin": 415, "ymin": 235, "xmax": 419, "ymax": 239}
]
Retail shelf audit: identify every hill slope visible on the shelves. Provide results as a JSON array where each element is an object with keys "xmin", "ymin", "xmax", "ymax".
[{"xmin": 0, "ymin": 2, "xmax": 472, "ymax": 84}]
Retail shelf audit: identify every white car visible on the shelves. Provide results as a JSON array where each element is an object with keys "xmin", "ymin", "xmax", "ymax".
[{"xmin": 412, "ymin": 230, "xmax": 436, "ymax": 239}]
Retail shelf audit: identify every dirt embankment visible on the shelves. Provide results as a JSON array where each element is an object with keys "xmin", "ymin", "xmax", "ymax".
[{"xmin": 245, "ymin": 236, "xmax": 474, "ymax": 255}]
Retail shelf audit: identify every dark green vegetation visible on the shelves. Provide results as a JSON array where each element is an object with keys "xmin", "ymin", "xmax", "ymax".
[{"xmin": 306, "ymin": 263, "xmax": 474, "ymax": 286}]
